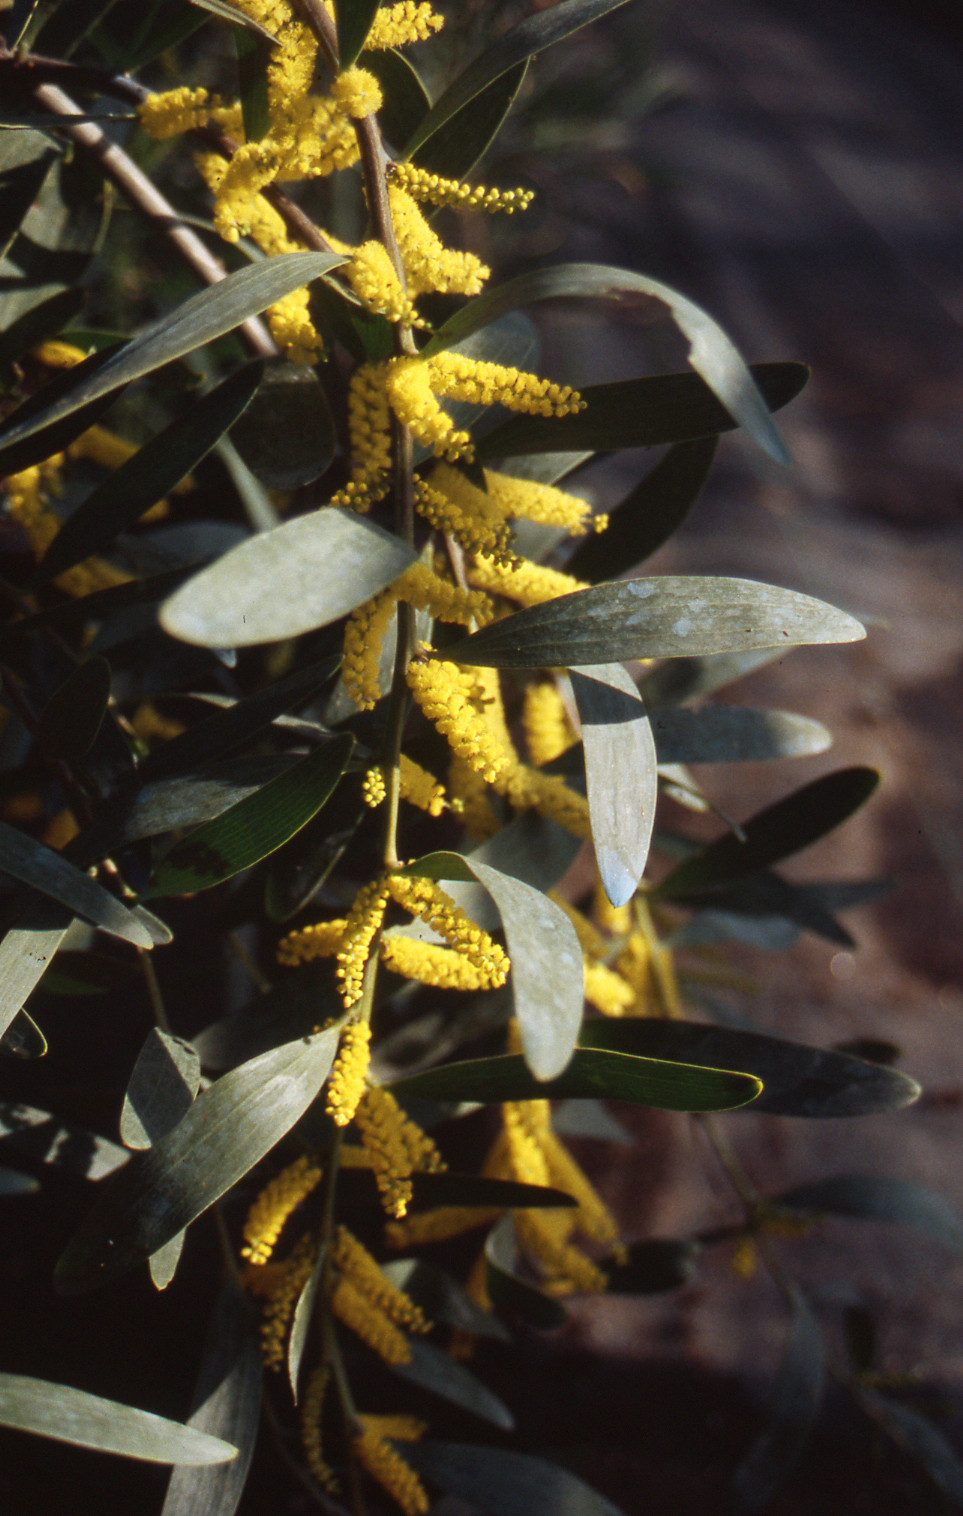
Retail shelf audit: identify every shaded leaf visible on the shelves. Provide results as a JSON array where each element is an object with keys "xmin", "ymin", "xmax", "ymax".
[
  {"xmin": 392, "ymin": 1048, "xmax": 761, "ymax": 1112},
  {"xmin": 570, "ymin": 663, "xmax": 656, "ymax": 907},
  {"xmin": 337, "ymin": 0, "xmax": 380, "ymax": 67},
  {"xmin": 0, "ymin": 287, "xmax": 86, "ymax": 369},
  {"xmin": 567, "ymin": 438, "xmax": 718, "ymax": 581},
  {"xmin": 413, "ymin": 60, "xmax": 529, "ymax": 180},
  {"xmin": 638, "ymin": 647, "xmax": 786, "ymax": 708},
  {"xmin": 578, "ymin": 1020, "xmax": 920, "ymax": 1118},
  {"xmin": 142, "ymin": 734, "xmax": 353, "ymax": 897},
  {"xmin": 0, "ymin": 131, "xmax": 56, "ymax": 263},
  {"xmin": 857, "ymin": 1389, "xmax": 963, "ymax": 1507},
  {"xmin": 160, "ymin": 507, "xmax": 417, "ymax": 647},
  {"xmin": 650, "ymin": 705, "xmax": 832, "ymax": 765},
  {"xmin": 667, "ymin": 870, "xmax": 856, "ymax": 950},
  {"xmin": 382, "ymin": 1258, "xmax": 510, "ymax": 1340},
  {"xmin": 0, "ymin": 1008, "xmax": 47, "ymax": 1058},
  {"xmin": 773, "ymin": 1176, "xmax": 963, "ymax": 1253},
  {"xmin": 36, "ymin": 949, "xmax": 136, "ymax": 998},
  {"xmin": 0, "ymin": 821, "xmax": 154, "ymax": 949},
  {"xmin": 34, "ymin": 0, "xmax": 122, "ymax": 54},
  {"xmin": 0, "ymin": 900, "xmax": 78, "ymax": 1038},
  {"xmin": 54, "ymin": 1026, "xmax": 341, "ymax": 1292},
  {"xmin": 35, "ymin": 656, "xmax": 111, "ymax": 764},
  {"xmin": 404, "ymin": 1440, "xmax": 624, "ymax": 1516},
  {"xmin": 390, "ymin": 1336, "xmax": 514, "ymax": 1430},
  {"xmin": 412, "ymin": 1172, "xmax": 577, "ymax": 1211},
  {"xmin": 192, "ymin": 963, "xmax": 337, "ymax": 1072},
  {"xmin": 0, "ymin": 1372, "xmax": 236, "ymax": 1465},
  {"xmin": 229, "ymin": 362, "xmax": 335, "ymax": 488},
  {"xmin": 287, "ymin": 1242, "xmax": 326, "ymax": 1401},
  {"xmin": 733, "ymin": 1291, "xmax": 825, "ymax": 1511},
  {"xmin": 447, "ymin": 812, "xmax": 583, "ymax": 932},
  {"xmin": 655, "ymin": 768, "xmax": 880, "ymax": 899},
  {"xmin": 447, "ymin": 576, "xmax": 865, "ymax": 670},
  {"xmin": 235, "ymin": 26, "xmax": 272, "ymax": 142},
  {"xmin": 485, "ymin": 1215, "xmax": 568, "ymax": 1329},
  {"xmin": 0, "ymin": 1165, "xmax": 38, "ymax": 1196},
  {"xmin": 120, "ymin": 1029, "xmax": 201, "ymax": 1151},
  {"xmin": 0, "ymin": 345, "xmax": 123, "ymax": 480},
  {"xmin": 187, "ymin": 0, "xmax": 276, "ymax": 40},
  {"xmin": 363, "ymin": 48, "xmax": 431, "ymax": 153},
  {"xmin": 0, "ymin": 1099, "xmax": 129, "ymax": 1180},
  {"xmin": 34, "ymin": 363, "xmax": 264, "ymax": 584},
  {"xmin": 603, "ymin": 1237, "xmax": 700, "ymax": 1294}
]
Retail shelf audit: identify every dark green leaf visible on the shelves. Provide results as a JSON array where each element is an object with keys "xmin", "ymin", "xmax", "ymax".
[
  {"xmin": 194, "ymin": 963, "xmax": 338, "ymax": 1072},
  {"xmin": 0, "ymin": 1098, "xmax": 128, "ymax": 1179},
  {"xmin": 161, "ymin": 1283, "xmax": 263, "ymax": 1516},
  {"xmin": 0, "ymin": 821, "xmax": 154, "ymax": 949},
  {"xmin": 856, "ymin": 1389, "xmax": 963, "ymax": 1506},
  {"xmin": 403, "ymin": 0, "xmax": 630, "ymax": 158},
  {"xmin": 235, "ymin": 27, "xmax": 272, "ymax": 142},
  {"xmin": 392, "ymin": 1048, "xmax": 761, "ymax": 1112},
  {"xmin": 337, "ymin": 0, "xmax": 380, "ymax": 67},
  {"xmin": 120, "ymin": 1029, "xmax": 201, "ymax": 1151},
  {"xmin": 639, "ymin": 648, "xmax": 787, "ymax": 708},
  {"xmin": 187, "ymin": 0, "xmax": 276, "ymax": 40},
  {"xmin": 477, "ymin": 363, "xmax": 808, "ymax": 461},
  {"xmin": 0, "ymin": 131, "xmax": 56, "ymax": 262},
  {"xmin": 142, "ymin": 734, "xmax": 353, "ymax": 897},
  {"xmin": 570, "ymin": 663, "xmax": 656, "ymax": 907},
  {"xmin": 54, "ymin": 1026, "xmax": 340, "ymax": 1293},
  {"xmin": 0, "ymin": 253, "xmax": 344, "ymax": 457},
  {"xmin": 390, "ymin": 1337, "xmax": 514, "ymax": 1430},
  {"xmin": 0, "ymin": 1008, "xmax": 47, "ymax": 1058},
  {"xmin": 412, "ymin": 1172, "xmax": 577, "ymax": 1211},
  {"xmin": 733, "ymin": 1291, "xmax": 825, "ymax": 1511},
  {"xmin": 485, "ymin": 1216, "xmax": 568, "ymax": 1328},
  {"xmin": 33, "ymin": 0, "xmax": 120, "ymax": 54},
  {"xmin": 36, "ymin": 949, "xmax": 136, "ymax": 998},
  {"xmin": 447, "ymin": 576, "xmax": 865, "ymax": 670},
  {"xmin": 773, "ymin": 1176, "xmax": 963, "ymax": 1253},
  {"xmin": 287, "ymin": 1241, "xmax": 326, "ymax": 1401},
  {"xmin": 0, "ymin": 345, "xmax": 122, "ymax": 480},
  {"xmin": 382, "ymin": 1259, "xmax": 510, "ymax": 1340},
  {"xmin": 578, "ymin": 1020, "xmax": 920, "ymax": 1118},
  {"xmin": 667, "ymin": 869, "xmax": 858, "ymax": 950},
  {"xmin": 0, "ymin": 287, "xmax": 86, "ymax": 369},
  {"xmin": 0, "ymin": 1373, "xmax": 236, "ymax": 1465},
  {"xmin": 34, "ymin": 364, "xmax": 264, "ymax": 585},
  {"xmin": 115, "ymin": 1, "xmax": 207, "ymax": 69},
  {"xmin": 603, "ymin": 1238, "xmax": 700, "ymax": 1294},
  {"xmin": 404, "ymin": 1440, "xmax": 625, "ymax": 1516},
  {"xmin": 567, "ymin": 439, "xmax": 718, "ymax": 581},
  {"xmin": 229, "ymin": 362, "xmax": 335, "ymax": 488},
  {"xmin": 0, "ymin": 135, "xmax": 108, "ymax": 331},
  {"xmin": 35, "ymin": 656, "xmax": 111, "ymax": 764},
  {"xmin": 160, "ymin": 507, "xmax": 417, "ymax": 647},
  {"xmin": 413, "ymin": 60, "xmax": 529, "ymax": 180},
  {"xmin": 363, "ymin": 48, "xmax": 431, "ymax": 153},
  {"xmin": 651, "ymin": 704, "xmax": 831, "ymax": 765},
  {"xmin": 655, "ymin": 768, "xmax": 880, "ymax": 899}
]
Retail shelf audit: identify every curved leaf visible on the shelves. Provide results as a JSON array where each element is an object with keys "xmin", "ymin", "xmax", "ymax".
[
  {"xmin": 856, "ymin": 1390, "xmax": 963, "ymax": 1506},
  {"xmin": 570, "ymin": 663, "xmax": 656, "ymax": 907},
  {"xmin": 773, "ymin": 1176, "xmax": 963, "ymax": 1252},
  {"xmin": 0, "ymin": 1372, "xmax": 237, "ymax": 1465},
  {"xmin": 228, "ymin": 362, "xmax": 335, "ymax": 488},
  {"xmin": 337, "ymin": 0, "xmax": 380, "ymax": 67},
  {"xmin": 160, "ymin": 507, "xmax": 417, "ymax": 647},
  {"xmin": 54, "ymin": 1026, "xmax": 341, "ymax": 1293},
  {"xmin": 0, "ymin": 900, "xmax": 74, "ymax": 1039},
  {"xmin": 363, "ymin": 47, "xmax": 431, "ymax": 152},
  {"xmin": 733, "ymin": 1291, "xmax": 825, "ymax": 1511},
  {"xmin": 391, "ymin": 1337, "xmax": 514, "ymax": 1430},
  {"xmin": 0, "ymin": 821, "xmax": 154, "ymax": 949},
  {"xmin": 485, "ymin": 1215, "xmax": 568, "ymax": 1329},
  {"xmin": 413, "ymin": 60, "xmax": 529, "ymax": 180},
  {"xmin": 404, "ymin": 1440, "xmax": 624, "ymax": 1516},
  {"xmin": 0, "ymin": 1008, "xmax": 47, "ymax": 1058},
  {"xmin": 651, "ymin": 705, "xmax": 832, "ymax": 765},
  {"xmin": 35, "ymin": 656, "xmax": 111, "ymax": 764},
  {"xmin": 382, "ymin": 1258, "xmax": 510, "ymax": 1340},
  {"xmin": 120, "ymin": 1029, "xmax": 201, "ymax": 1151},
  {"xmin": 0, "ymin": 131, "xmax": 57, "ymax": 263},
  {"xmin": 446, "ymin": 576, "xmax": 865, "ymax": 670}
]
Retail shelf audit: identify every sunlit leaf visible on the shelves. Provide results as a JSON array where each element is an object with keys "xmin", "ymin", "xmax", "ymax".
[
  {"xmin": 773, "ymin": 1175, "xmax": 963, "ymax": 1253},
  {"xmin": 35, "ymin": 656, "xmax": 111, "ymax": 764},
  {"xmin": 391, "ymin": 1337, "xmax": 514, "ymax": 1430},
  {"xmin": 287, "ymin": 1242, "xmax": 326, "ymax": 1401},
  {"xmin": 413, "ymin": 60, "xmax": 529, "ymax": 180},
  {"xmin": 733, "ymin": 1291, "xmax": 825, "ymax": 1511},
  {"xmin": 120, "ymin": 1029, "xmax": 201, "ymax": 1151},
  {"xmin": 485, "ymin": 1216, "xmax": 568, "ymax": 1329},
  {"xmin": 404, "ymin": 1440, "xmax": 625, "ymax": 1516},
  {"xmin": 0, "ymin": 822, "xmax": 154, "ymax": 949},
  {"xmin": 446, "ymin": 812, "xmax": 583, "ymax": 932},
  {"xmin": 570, "ymin": 663, "xmax": 656, "ymax": 907},
  {"xmin": 650, "ymin": 705, "xmax": 832, "ymax": 765}
]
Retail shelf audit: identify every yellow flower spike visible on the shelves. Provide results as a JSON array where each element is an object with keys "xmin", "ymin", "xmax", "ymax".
[
  {"xmin": 3, "ymin": 463, "xmax": 130, "ymax": 595},
  {"xmin": 385, "ymin": 1204, "xmax": 502, "ymax": 1249},
  {"xmin": 395, "ymin": 560, "xmax": 493, "ymax": 627},
  {"xmin": 362, "ymin": 766, "xmax": 387, "ymax": 808},
  {"xmin": 260, "ymin": 1231, "xmax": 319, "ymax": 1367},
  {"xmin": 366, "ymin": 1, "xmax": 444, "ymax": 48},
  {"xmin": 406, "ymin": 657, "xmax": 514, "ymax": 785},
  {"xmin": 346, "ymin": 240, "xmax": 426, "ymax": 328},
  {"xmin": 138, "ymin": 86, "xmax": 214, "ymax": 140},
  {"xmin": 447, "ymin": 755, "xmax": 500, "ymax": 840},
  {"xmin": 335, "ymin": 876, "xmax": 391, "ymax": 1009},
  {"xmin": 331, "ymin": 1225, "xmax": 430, "ymax": 1332},
  {"xmin": 416, "ymin": 468, "xmax": 516, "ymax": 566},
  {"xmin": 730, "ymin": 1235, "xmax": 758, "ymax": 1279},
  {"xmin": 277, "ymin": 918, "xmax": 348, "ymax": 966},
  {"xmin": 330, "ymin": 66, "xmax": 383, "ymax": 119},
  {"xmin": 332, "ymin": 1276, "xmax": 411, "ymax": 1364},
  {"xmin": 388, "ymin": 183, "xmax": 489, "ymax": 297},
  {"xmin": 467, "ymin": 554, "xmax": 588, "ymax": 608},
  {"xmin": 354, "ymin": 1417, "xmax": 430, "ymax": 1516},
  {"xmin": 539, "ymin": 1130, "xmax": 621, "ymax": 1249},
  {"xmin": 325, "ymin": 1021, "xmax": 373, "ymax": 1124},
  {"xmin": 355, "ymin": 1084, "xmax": 445, "ymax": 1219},
  {"xmin": 398, "ymin": 754, "xmax": 446, "ymax": 816},
  {"xmin": 483, "ymin": 468, "xmax": 591, "ymax": 533},
  {"xmin": 502, "ymin": 1100, "xmax": 552, "ymax": 1188},
  {"xmin": 427, "ymin": 351, "xmax": 583, "ymax": 418},
  {"xmin": 515, "ymin": 1210, "xmax": 609, "ymax": 1295},
  {"xmin": 523, "ymin": 681, "xmax": 577, "ymax": 767},
  {"xmin": 384, "ymin": 358, "xmax": 474, "ymax": 459},
  {"xmin": 301, "ymin": 1366, "xmax": 339, "ymax": 1493},
  {"xmin": 32, "ymin": 339, "xmax": 90, "ymax": 368},
  {"xmin": 391, "ymin": 162, "xmax": 534, "ymax": 215},
  {"xmin": 387, "ymin": 875, "xmax": 510, "ymax": 986},
  {"xmin": 342, "ymin": 585, "xmax": 399, "ymax": 709},
  {"xmin": 380, "ymin": 935, "xmax": 496, "ymax": 991},
  {"xmin": 333, "ymin": 362, "xmax": 395, "ymax": 508},
  {"xmin": 583, "ymin": 958, "xmax": 636, "ymax": 1017},
  {"xmin": 360, "ymin": 1414, "xmax": 427, "ymax": 1442},
  {"xmin": 241, "ymin": 1154, "xmax": 323, "ymax": 1265},
  {"xmin": 506, "ymin": 766, "xmax": 591, "ymax": 839}
]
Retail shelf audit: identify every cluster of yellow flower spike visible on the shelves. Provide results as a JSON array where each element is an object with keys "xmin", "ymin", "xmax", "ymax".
[
  {"xmin": 335, "ymin": 877, "xmax": 392, "ymax": 1009},
  {"xmin": 354, "ymin": 1084, "xmax": 445, "ymax": 1218},
  {"xmin": 388, "ymin": 875, "xmax": 510, "ymax": 987},
  {"xmin": 241, "ymin": 1153, "xmax": 323, "ymax": 1264},
  {"xmin": 354, "ymin": 1415, "xmax": 429, "ymax": 1516},
  {"xmin": 415, "ymin": 469, "xmax": 516, "ymax": 565},
  {"xmin": 260, "ymin": 1231, "xmax": 318, "ymax": 1367},
  {"xmin": 391, "ymin": 161, "xmax": 535, "ymax": 214},
  {"xmin": 331, "ymin": 1225, "xmax": 429, "ymax": 1333},
  {"xmin": 300, "ymin": 1365, "xmax": 339, "ymax": 1493},
  {"xmin": 346, "ymin": 240, "xmax": 428, "ymax": 329},
  {"xmin": 523, "ymin": 681, "xmax": 577, "ymax": 767},
  {"xmin": 326, "ymin": 1021, "xmax": 373, "ymax": 1125}
]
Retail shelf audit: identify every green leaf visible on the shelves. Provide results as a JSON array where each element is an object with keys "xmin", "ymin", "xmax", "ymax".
[
  {"xmin": 0, "ymin": 253, "xmax": 344, "ymax": 457},
  {"xmin": 733, "ymin": 1291, "xmax": 825, "ymax": 1511},
  {"xmin": 603, "ymin": 1238, "xmax": 700, "ymax": 1295},
  {"xmin": 444, "ymin": 813, "xmax": 583, "ymax": 933},
  {"xmin": 773, "ymin": 1176, "xmax": 963, "ymax": 1253},
  {"xmin": 382, "ymin": 1258, "xmax": 510, "ymax": 1341},
  {"xmin": 856, "ymin": 1390, "xmax": 963, "ymax": 1506},
  {"xmin": 187, "ymin": 0, "xmax": 276, "ymax": 41},
  {"xmin": 0, "ymin": 1373, "xmax": 237, "ymax": 1465},
  {"xmin": 655, "ymin": 768, "xmax": 880, "ymax": 899},
  {"xmin": 0, "ymin": 345, "xmax": 123, "ymax": 481},
  {"xmin": 35, "ymin": 656, "xmax": 111, "ymax": 764},
  {"xmin": 142, "ymin": 734, "xmax": 353, "ymax": 897},
  {"xmin": 391, "ymin": 1337, "xmax": 514, "ymax": 1430},
  {"xmin": 650, "ymin": 705, "xmax": 832, "ymax": 765},
  {"xmin": 413, "ymin": 60, "xmax": 529, "ymax": 180},
  {"xmin": 161, "ymin": 1283, "xmax": 263, "ymax": 1516},
  {"xmin": 34, "ymin": 363, "xmax": 264, "ymax": 585},
  {"xmin": 404, "ymin": 1440, "xmax": 625, "ymax": 1516},
  {"xmin": 54, "ymin": 1026, "xmax": 341, "ymax": 1293},
  {"xmin": 120, "ymin": 1029, "xmax": 201, "ymax": 1151},
  {"xmin": 337, "ymin": 0, "xmax": 380, "ymax": 67},
  {"xmin": 403, "ymin": 0, "xmax": 630, "ymax": 158},
  {"xmin": 235, "ymin": 26, "xmax": 273, "ymax": 142},
  {"xmin": 33, "ymin": 0, "xmax": 121, "ymax": 55},
  {"xmin": 193, "ymin": 963, "xmax": 338, "ymax": 1072},
  {"xmin": 287, "ymin": 1242, "xmax": 326, "ymax": 1401},
  {"xmin": 403, "ymin": 851, "xmax": 583, "ymax": 1081},
  {"xmin": 0, "ymin": 1008, "xmax": 47, "ymax": 1058},
  {"xmin": 392, "ymin": 1048, "xmax": 761, "ymax": 1112},
  {"xmin": 567, "ymin": 438, "xmax": 718, "ymax": 582},
  {"xmin": 570, "ymin": 663, "xmax": 656, "ymax": 907},
  {"xmin": 485, "ymin": 1216, "xmax": 568, "ymax": 1329},
  {"xmin": 363, "ymin": 48, "xmax": 431, "ymax": 153},
  {"xmin": 0, "ymin": 287, "xmax": 86, "ymax": 370},
  {"xmin": 0, "ymin": 821, "xmax": 154, "ymax": 949},
  {"xmin": 229, "ymin": 362, "xmax": 335, "ymax": 488},
  {"xmin": 578, "ymin": 1020, "xmax": 920, "ymax": 1118},
  {"xmin": 477, "ymin": 362, "xmax": 808, "ymax": 461},
  {"xmin": 446, "ymin": 576, "xmax": 865, "ymax": 670},
  {"xmin": 411, "ymin": 1172, "xmax": 577, "ymax": 1211},
  {"xmin": 84, "ymin": 757, "xmax": 298, "ymax": 855},
  {"xmin": 160, "ymin": 506, "xmax": 417, "ymax": 647},
  {"xmin": 0, "ymin": 131, "xmax": 56, "ymax": 263}
]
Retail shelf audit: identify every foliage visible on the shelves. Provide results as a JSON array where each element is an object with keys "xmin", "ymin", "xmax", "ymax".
[{"xmin": 0, "ymin": 2, "xmax": 955, "ymax": 1512}]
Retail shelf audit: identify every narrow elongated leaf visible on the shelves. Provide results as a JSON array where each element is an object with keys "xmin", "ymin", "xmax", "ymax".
[
  {"xmin": 187, "ymin": 0, "xmax": 276, "ymax": 40},
  {"xmin": 447, "ymin": 577, "xmax": 865, "ymax": 670},
  {"xmin": 856, "ymin": 1390, "xmax": 963, "ymax": 1506},
  {"xmin": 35, "ymin": 656, "xmax": 111, "ymax": 763},
  {"xmin": 288, "ymin": 1243, "xmax": 326, "ymax": 1401},
  {"xmin": 640, "ymin": 648, "xmax": 786, "ymax": 708},
  {"xmin": 426, "ymin": 264, "xmax": 787, "ymax": 463},
  {"xmin": 162, "ymin": 1284, "xmax": 263, "ymax": 1516},
  {"xmin": 0, "ymin": 1009, "xmax": 47, "ymax": 1058},
  {"xmin": 667, "ymin": 869, "xmax": 856, "ymax": 950},
  {"xmin": 412, "ymin": 1172, "xmax": 576, "ymax": 1211},
  {"xmin": 34, "ymin": 364, "xmax": 264, "ymax": 584},
  {"xmin": 235, "ymin": 27, "xmax": 272, "ymax": 142},
  {"xmin": 567, "ymin": 439, "xmax": 718, "ymax": 581},
  {"xmin": 0, "ymin": 253, "xmax": 344, "ymax": 456},
  {"xmin": 0, "ymin": 821, "xmax": 154, "ymax": 949},
  {"xmin": 404, "ymin": 1440, "xmax": 625, "ymax": 1516},
  {"xmin": 603, "ymin": 1238, "xmax": 700, "ymax": 1294},
  {"xmin": 337, "ymin": 0, "xmax": 380, "ymax": 67},
  {"xmin": 121, "ymin": 1029, "xmax": 201, "ymax": 1150},
  {"xmin": 651, "ymin": 705, "xmax": 831, "ymax": 765},
  {"xmin": 0, "ymin": 1165, "xmax": 38, "ymax": 1196},
  {"xmin": 578, "ymin": 1020, "xmax": 920, "ymax": 1118},
  {"xmin": 485, "ymin": 1216, "xmax": 568, "ymax": 1329},
  {"xmin": 55, "ymin": 1026, "xmax": 340, "ymax": 1292},
  {"xmin": 364, "ymin": 48, "xmax": 430, "ymax": 152},
  {"xmin": 160, "ymin": 507, "xmax": 417, "ymax": 647},
  {"xmin": 655, "ymin": 768, "xmax": 880, "ymax": 899},
  {"xmin": 0, "ymin": 132, "xmax": 56, "ymax": 262},
  {"xmin": 142, "ymin": 735, "xmax": 352, "ymax": 897},
  {"xmin": 391, "ymin": 1337, "xmax": 514, "ymax": 1430},
  {"xmin": 0, "ymin": 347, "xmax": 123, "ymax": 480},
  {"xmin": 0, "ymin": 287, "xmax": 87, "ymax": 369},
  {"xmin": 733, "ymin": 1291, "xmax": 825, "ymax": 1511},
  {"xmin": 0, "ymin": 1373, "xmax": 237, "ymax": 1465},
  {"xmin": 392, "ymin": 1048, "xmax": 761, "ymax": 1111},
  {"xmin": 403, "ymin": 851, "xmax": 583, "ymax": 1081},
  {"xmin": 403, "ymin": 0, "xmax": 630, "ymax": 157},
  {"xmin": 478, "ymin": 363, "xmax": 807, "ymax": 461},
  {"xmin": 447, "ymin": 812, "xmax": 582, "ymax": 931},
  {"xmin": 570, "ymin": 664, "xmax": 656, "ymax": 906},
  {"xmin": 0, "ymin": 900, "xmax": 74, "ymax": 1038},
  {"xmin": 773, "ymin": 1176, "xmax": 963, "ymax": 1252},
  {"xmin": 413, "ymin": 60, "xmax": 529, "ymax": 180}
]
